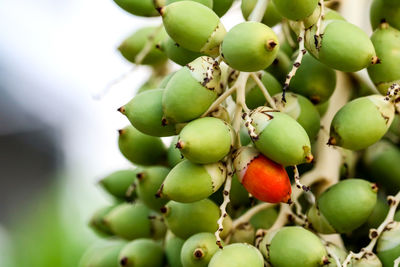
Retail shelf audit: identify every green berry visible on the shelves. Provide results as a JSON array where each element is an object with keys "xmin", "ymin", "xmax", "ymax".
[
  {"xmin": 250, "ymin": 207, "xmax": 278, "ymax": 230},
  {"xmin": 272, "ymin": 0, "xmax": 318, "ymax": 21},
  {"xmin": 159, "ymin": 72, "xmax": 176, "ymax": 89},
  {"xmin": 230, "ymin": 173, "xmax": 252, "ymax": 208},
  {"xmin": 377, "ymin": 222, "xmax": 400, "ymax": 267},
  {"xmin": 350, "ymin": 253, "xmax": 382, "ymax": 267},
  {"xmin": 329, "ymin": 95, "xmax": 395, "ymax": 150},
  {"xmin": 118, "ymin": 239, "xmax": 164, "ymax": 267},
  {"xmin": 209, "ymin": 243, "xmax": 264, "ymax": 267},
  {"xmin": 265, "ymin": 50, "xmax": 291, "ymax": 83},
  {"xmin": 181, "ymin": 233, "xmax": 221, "ymax": 267},
  {"xmin": 118, "ymin": 125, "xmax": 167, "ymax": 166},
  {"xmin": 99, "ymin": 169, "xmax": 139, "ymax": 200},
  {"xmin": 118, "ymin": 26, "xmax": 167, "ymax": 65},
  {"xmin": 167, "ymin": 136, "xmax": 185, "ymax": 168},
  {"xmin": 241, "ymin": 0, "xmax": 282, "ymax": 27},
  {"xmin": 113, "ymin": 0, "xmax": 159, "ymax": 17},
  {"xmin": 389, "ymin": 114, "xmax": 400, "ymax": 136},
  {"xmin": 370, "ymin": 0, "xmax": 400, "ymax": 31},
  {"xmin": 221, "ymin": 22, "xmax": 279, "ymax": 72},
  {"xmin": 161, "ymin": 160, "xmax": 226, "ymax": 203},
  {"xmin": 165, "ymin": 0, "xmax": 213, "ymax": 8},
  {"xmin": 213, "ymin": 0, "xmax": 234, "ymax": 17},
  {"xmin": 160, "ymin": 1, "xmax": 226, "ymax": 56},
  {"xmin": 165, "ymin": 231, "xmax": 184, "ymax": 267},
  {"xmin": 158, "ymin": 35, "xmax": 204, "ymax": 66},
  {"xmin": 79, "ymin": 240, "xmax": 126, "ymax": 267},
  {"xmin": 89, "ymin": 206, "xmax": 116, "ymax": 236},
  {"xmin": 316, "ymin": 100, "xmax": 330, "ymax": 117},
  {"xmin": 230, "ymin": 223, "xmax": 255, "ymax": 244}
]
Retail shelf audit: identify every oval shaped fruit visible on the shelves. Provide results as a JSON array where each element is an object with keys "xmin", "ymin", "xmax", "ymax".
[
  {"xmin": 118, "ymin": 26, "xmax": 167, "ymax": 65},
  {"xmin": 350, "ymin": 253, "xmax": 382, "ymax": 267},
  {"xmin": 118, "ymin": 239, "xmax": 164, "ymax": 267},
  {"xmin": 329, "ymin": 95, "xmax": 395, "ymax": 150},
  {"xmin": 377, "ymin": 221, "xmax": 400, "ymax": 267},
  {"xmin": 370, "ymin": 0, "xmax": 400, "ymax": 31},
  {"xmin": 181, "ymin": 233, "xmax": 221, "ymax": 267},
  {"xmin": 119, "ymin": 89, "xmax": 176, "ymax": 137},
  {"xmin": 213, "ymin": 0, "xmax": 234, "ymax": 17},
  {"xmin": 79, "ymin": 240, "xmax": 126, "ymax": 267},
  {"xmin": 162, "ymin": 56, "xmax": 222, "ymax": 123},
  {"xmin": 241, "ymin": 0, "xmax": 282, "ymax": 27},
  {"xmin": 249, "ymin": 107, "xmax": 313, "ymax": 166},
  {"xmin": 221, "ymin": 22, "xmax": 279, "ymax": 72},
  {"xmin": 273, "ymin": 92, "xmax": 321, "ymax": 141},
  {"xmin": 289, "ymin": 53, "xmax": 336, "ymax": 104},
  {"xmin": 260, "ymin": 226, "xmax": 327, "ymax": 267},
  {"xmin": 165, "ymin": 0, "xmax": 213, "ymax": 8},
  {"xmin": 99, "ymin": 169, "xmax": 139, "ymax": 200},
  {"xmin": 165, "ymin": 231, "xmax": 184, "ymax": 267},
  {"xmin": 89, "ymin": 206, "xmax": 116, "ymax": 236},
  {"xmin": 113, "ymin": 0, "xmax": 159, "ymax": 17},
  {"xmin": 162, "ymin": 199, "xmax": 232, "ymax": 239},
  {"xmin": 160, "ymin": 1, "xmax": 226, "ymax": 56},
  {"xmin": 367, "ymin": 23, "xmax": 400, "ymax": 94},
  {"xmin": 118, "ymin": 125, "xmax": 167, "ymax": 166},
  {"xmin": 230, "ymin": 223, "xmax": 255, "ymax": 244},
  {"xmin": 272, "ymin": 0, "xmax": 318, "ymax": 21},
  {"xmin": 159, "ymin": 72, "xmax": 176, "ymax": 89},
  {"xmin": 158, "ymin": 35, "xmax": 204, "ymax": 66},
  {"xmin": 161, "ymin": 160, "xmax": 226, "ymax": 203},
  {"xmin": 308, "ymin": 179, "xmax": 377, "ymax": 234},
  {"xmin": 136, "ymin": 166, "xmax": 170, "ymax": 210},
  {"xmin": 177, "ymin": 117, "xmax": 234, "ymax": 164},
  {"xmin": 250, "ymin": 207, "xmax": 278, "ymax": 230},
  {"xmin": 265, "ymin": 50, "xmax": 291, "ymax": 83},
  {"xmin": 209, "ymin": 243, "xmax": 264, "ymax": 267},
  {"xmin": 234, "ymin": 146, "xmax": 292, "ymax": 203},
  {"xmin": 167, "ymin": 136, "xmax": 185, "ymax": 168},
  {"xmin": 230, "ymin": 173, "xmax": 252, "ymax": 208},
  {"xmin": 305, "ymin": 20, "xmax": 377, "ymax": 72}
]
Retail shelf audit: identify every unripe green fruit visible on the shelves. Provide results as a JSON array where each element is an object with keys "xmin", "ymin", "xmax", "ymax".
[
  {"xmin": 177, "ymin": 117, "xmax": 234, "ymax": 164},
  {"xmin": 136, "ymin": 75, "xmax": 163, "ymax": 94},
  {"xmin": 165, "ymin": 0, "xmax": 213, "ymax": 8},
  {"xmin": 250, "ymin": 107, "xmax": 313, "ymax": 166},
  {"xmin": 316, "ymin": 100, "xmax": 330, "ymax": 117},
  {"xmin": 118, "ymin": 27, "xmax": 167, "ymax": 65},
  {"xmin": 113, "ymin": 0, "xmax": 159, "ymax": 17},
  {"xmin": 161, "ymin": 160, "xmax": 226, "ymax": 203},
  {"xmin": 308, "ymin": 179, "xmax": 377, "ymax": 234},
  {"xmin": 250, "ymin": 207, "xmax": 278, "ymax": 230},
  {"xmin": 165, "ymin": 231, "xmax": 184, "ymax": 267},
  {"xmin": 365, "ymin": 198, "xmax": 389, "ymax": 229},
  {"xmin": 162, "ymin": 56, "xmax": 222, "ymax": 123},
  {"xmin": 265, "ymin": 50, "xmax": 291, "ymax": 83},
  {"xmin": 181, "ymin": 233, "xmax": 221, "ymax": 267},
  {"xmin": 389, "ymin": 114, "xmax": 400, "ymax": 136},
  {"xmin": 230, "ymin": 173, "xmax": 252, "ymax": 208},
  {"xmin": 289, "ymin": 53, "xmax": 337, "ymax": 104},
  {"xmin": 104, "ymin": 202, "xmax": 166, "ymax": 240},
  {"xmin": 370, "ymin": 0, "xmax": 400, "ymax": 31},
  {"xmin": 162, "ymin": 199, "xmax": 232, "ymax": 239},
  {"xmin": 230, "ymin": 223, "xmax": 255, "ymax": 244},
  {"xmin": 221, "ymin": 22, "xmax": 279, "ymax": 72},
  {"xmin": 89, "ymin": 206, "xmax": 116, "ymax": 236},
  {"xmin": 167, "ymin": 136, "xmax": 185, "ymax": 168},
  {"xmin": 118, "ymin": 239, "xmax": 164, "ymax": 267},
  {"xmin": 136, "ymin": 166, "xmax": 170, "ymax": 210},
  {"xmin": 261, "ymin": 226, "xmax": 327, "ymax": 267},
  {"xmin": 241, "ymin": 0, "xmax": 282, "ymax": 27},
  {"xmin": 305, "ymin": 20, "xmax": 376, "ymax": 72},
  {"xmin": 273, "ymin": 92, "xmax": 321, "ymax": 141},
  {"xmin": 329, "ymin": 95, "xmax": 395, "ymax": 150},
  {"xmin": 158, "ymin": 36, "xmax": 204, "ymax": 66},
  {"xmin": 120, "ymin": 89, "xmax": 176, "ymax": 137},
  {"xmin": 213, "ymin": 0, "xmax": 234, "ymax": 17},
  {"xmin": 209, "ymin": 243, "xmax": 264, "ymax": 267},
  {"xmin": 272, "ymin": 0, "xmax": 318, "ymax": 21},
  {"xmin": 118, "ymin": 125, "xmax": 167, "ymax": 166},
  {"xmin": 159, "ymin": 72, "xmax": 176, "ymax": 89},
  {"xmin": 364, "ymin": 140, "xmax": 400, "ymax": 194},
  {"xmin": 79, "ymin": 240, "xmax": 126, "ymax": 267},
  {"xmin": 99, "ymin": 169, "xmax": 139, "ymax": 200},
  {"xmin": 350, "ymin": 253, "xmax": 382, "ymax": 267},
  {"xmin": 239, "ymin": 126, "xmax": 252, "ymax": 146},
  {"xmin": 324, "ymin": 242, "xmax": 347, "ymax": 267},
  {"xmin": 161, "ymin": 1, "xmax": 226, "ymax": 56},
  {"xmin": 367, "ymin": 23, "xmax": 400, "ymax": 94},
  {"xmin": 377, "ymin": 222, "xmax": 400, "ymax": 267}
]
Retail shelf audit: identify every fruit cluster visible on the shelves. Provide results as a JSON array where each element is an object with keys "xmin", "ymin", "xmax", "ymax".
[{"xmin": 80, "ymin": 0, "xmax": 400, "ymax": 267}]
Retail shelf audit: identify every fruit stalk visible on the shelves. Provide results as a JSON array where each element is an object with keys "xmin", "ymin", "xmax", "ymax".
[{"xmin": 249, "ymin": 72, "xmax": 277, "ymax": 109}]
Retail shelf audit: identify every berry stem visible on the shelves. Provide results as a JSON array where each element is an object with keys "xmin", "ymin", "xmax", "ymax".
[
  {"xmin": 249, "ymin": 72, "xmax": 277, "ymax": 109},
  {"xmin": 232, "ymin": 202, "xmax": 276, "ymax": 229},
  {"xmin": 248, "ymin": 0, "xmax": 268, "ymax": 22},
  {"xmin": 282, "ymin": 19, "xmax": 297, "ymax": 48},
  {"xmin": 201, "ymin": 86, "xmax": 237, "ymax": 117},
  {"xmin": 314, "ymin": 0, "xmax": 325, "ymax": 49}
]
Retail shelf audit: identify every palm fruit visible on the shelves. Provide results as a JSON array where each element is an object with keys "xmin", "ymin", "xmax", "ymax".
[
  {"xmin": 165, "ymin": 0, "xmax": 213, "ymax": 8},
  {"xmin": 160, "ymin": 1, "xmax": 226, "ymax": 56},
  {"xmin": 104, "ymin": 202, "xmax": 166, "ymax": 240},
  {"xmin": 324, "ymin": 242, "xmax": 347, "ymax": 267},
  {"xmin": 119, "ymin": 89, "xmax": 176, "ymax": 137},
  {"xmin": 99, "ymin": 169, "xmax": 139, "ymax": 200},
  {"xmin": 118, "ymin": 239, "xmax": 164, "ymax": 267},
  {"xmin": 89, "ymin": 206, "xmax": 115, "ymax": 236},
  {"xmin": 136, "ymin": 166, "xmax": 170, "ymax": 210},
  {"xmin": 181, "ymin": 233, "xmax": 221, "ymax": 267},
  {"xmin": 230, "ymin": 223, "xmax": 255, "ymax": 244},
  {"xmin": 241, "ymin": 0, "xmax": 282, "ymax": 27},
  {"xmin": 308, "ymin": 179, "xmax": 377, "ymax": 234},
  {"xmin": 250, "ymin": 207, "xmax": 278, "ymax": 230},
  {"xmin": 113, "ymin": 0, "xmax": 159, "ymax": 17},
  {"xmin": 272, "ymin": 0, "xmax": 318, "ymax": 21},
  {"xmin": 316, "ymin": 100, "xmax": 330, "ymax": 117},
  {"xmin": 221, "ymin": 22, "xmax": 279, "ymax": 72},
  {"xmin": 367, "ymin": 23, "xmax": 400, "ymax": 94},
  {"xmin": 158, "ymin": 36, "xmax": 203, "ymax": 66},
  {"xmin": 265, "ymin": 50, "xmax": 291, "ymax": 83},
  {"xmin": 234, "ymin": 146, "xmax": 292, "ymax": 203},
  {"xmin": 305, "ymin": 20, "xmax": 377, "ymax": 72},
  {"xmin": 118, "ymin": 26, "xmax": 167, "ymax": 65},
  {"xmin": 350, "ymin": 253, "xmax": 382, "ymax": 267},
  {"xmin": 165, "ymin": 231, "xmax": 184, "ymax": 267},
  {"xmin": 159, "ymin": 72, "xmax": 176, "ymax": 89},
  {"xmin": 136, "ymin": 75, "xmax": 163, "ymax": 94},
  {"xmin": 161, "ymin": 199, "xmax": 232, "ymax": 239},
  {"xmin": 162, "ymin": 56, "xmax": 222, "ymax": 123},
  {"xmin": 208, "ymin": 243, "xmax": 264, "ymax": 267},
  {"xmin": 239, "ymin": 126, "xmax": 252, "ymax": 146},
  {"xmin": 249, "ymin": 107, "xmax": 313, "ymax": 166},
  {"xmin": 118, "ymin": 125, "xmax": 167, "ymax": 166},
  {"xmin": 176, "ymin": 117, "xmax": 234, "ymax": 164},
  {"xmin": 213, "ymin": 0, "xmax": 234, "ymax": 17},
  {"xmin": 389, "ymin": 114, "xmax": 400, "ymax": 136},
  {"xmin": 364, "ymin": 140, "xmax": 400, "ymax": 194},
  {"xmin": 230, "ymin": 173, "xmax": 251, "ymax": 208},
  {"xmin": 79, "ymin": 240, "xmax": 126, "ymax": 267},
  {"xmin": 167, "ymin": 136, "xmax": 184, "ymax": 168},
  {"xmin": 377, "ymin": 222, "xmax": 400, "ymax": 266},
  {"xmin": 273, "ymin": 92, "xmax": 321, "ymax": 141},
  {"xmin": 160, "ymin": 160, "xmax": 226, "ymax": 203},
  {"xmin": 289, "ymin": 53, "xmax": 337, "ymax": 104},
  {"xmin": 259, "ymin": 226, "xmax": 327, "ymax": 267},
  {"xmin": 328, "ymin": 95, "xmax": 395, "ymax": 150},
  {"xmin": 370, "ymin": 0, "xmax": 400, "ymax": 31}
]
